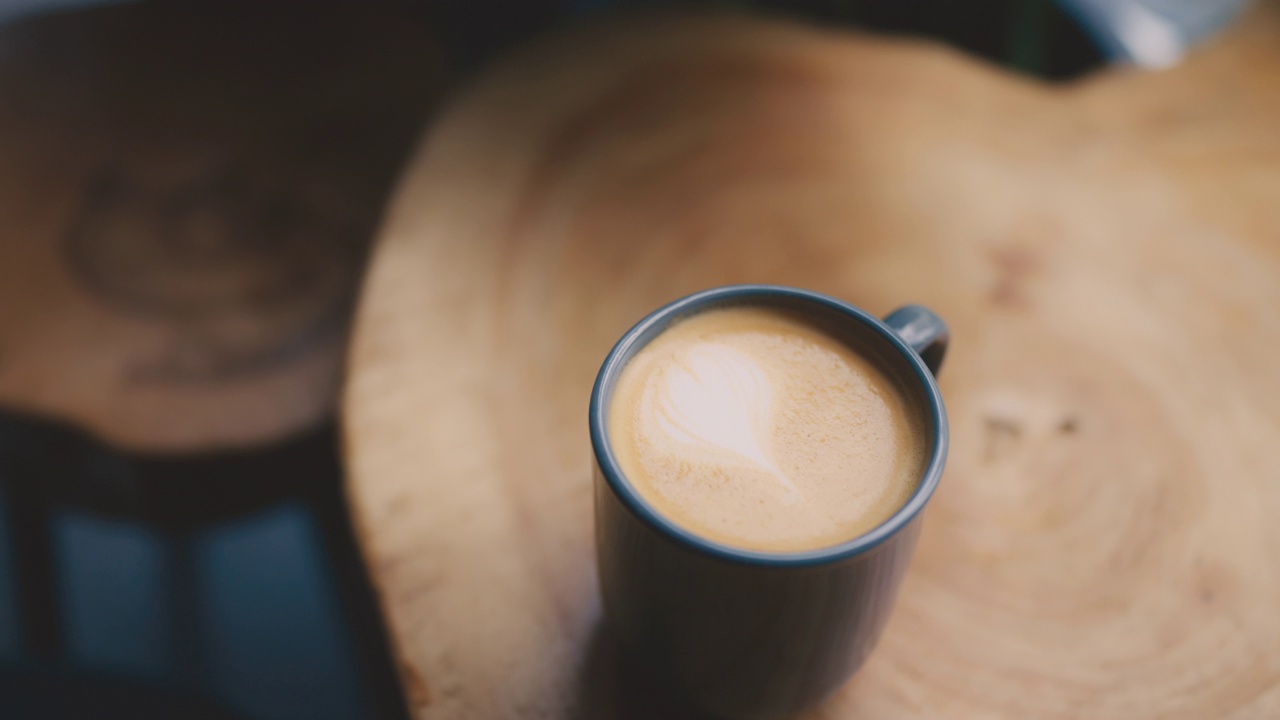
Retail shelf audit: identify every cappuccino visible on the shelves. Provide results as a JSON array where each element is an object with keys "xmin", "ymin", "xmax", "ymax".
[{"xmin": 607, "ymin": 305, "xmax": 926, "ymax": 552}]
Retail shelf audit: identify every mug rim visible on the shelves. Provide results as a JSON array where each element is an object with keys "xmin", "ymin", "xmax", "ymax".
[{"xmin": 589, "ymin": 284, "xmax": 949, "ymax": 568}]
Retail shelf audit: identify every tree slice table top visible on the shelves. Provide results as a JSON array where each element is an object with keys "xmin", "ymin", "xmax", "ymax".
[
  {"xmin": 0, "ymin": 0, "xmax": 443, "ymax": 451},
  {"xmin": 344, "ymin": 7, "xmax": 1280, "ymax": 719}
]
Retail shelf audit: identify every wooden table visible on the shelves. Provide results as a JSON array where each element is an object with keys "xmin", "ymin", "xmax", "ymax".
[
  {"xmin": 0, "ymin": 0, "xmax": 443, "ymax": 451},
  {"xmin": 345, "ymin": 6, "xmax": 1280, "ymax": 719}
]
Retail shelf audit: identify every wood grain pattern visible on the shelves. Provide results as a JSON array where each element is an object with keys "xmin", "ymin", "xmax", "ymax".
[
  {"xmin": 345, "ymin": 7, "xmax": 1280, "ymax": 719},
  {"xmin": 0, "ymin": 0, "xmax": 443, "ymax": 451}
]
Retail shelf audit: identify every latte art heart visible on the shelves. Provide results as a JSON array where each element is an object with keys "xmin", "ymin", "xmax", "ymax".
[{"xmin": 644, "ymin": 343, "xmax": 800, "ymax": 500}]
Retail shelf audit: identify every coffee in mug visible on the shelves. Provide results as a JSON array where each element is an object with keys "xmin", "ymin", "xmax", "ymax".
[{"xmin": 607, "ymin": 306, "xmax": 927, "ymax": 552}]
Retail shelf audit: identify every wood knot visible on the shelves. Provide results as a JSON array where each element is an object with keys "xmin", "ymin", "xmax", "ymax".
[
  {"xmin": 983, "ymin": 415, "xmax": 1023, "ymax": 463},
  {"xmin": 1194, "ymin": 560, "xmax": 1236, "ymax": 609},
  {"xmin": 988, "ymin": 245, "xmax": 1041, "ymax": 308}
]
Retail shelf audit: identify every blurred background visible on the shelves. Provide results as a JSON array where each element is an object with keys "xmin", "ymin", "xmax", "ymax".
[{"xmin": 0, "ymin": 1, "xmax": 1246, "ymax": 719}]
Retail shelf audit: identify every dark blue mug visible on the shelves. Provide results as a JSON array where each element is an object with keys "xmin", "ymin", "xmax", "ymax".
[{"xmin": 590, "ymin": 285, "xmax": 949, "ymax": 720}]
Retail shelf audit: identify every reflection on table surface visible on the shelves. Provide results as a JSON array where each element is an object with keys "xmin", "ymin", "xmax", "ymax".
[{"xmin": 0, "ymin": 415, "xmax": 406, "ymax": 720}]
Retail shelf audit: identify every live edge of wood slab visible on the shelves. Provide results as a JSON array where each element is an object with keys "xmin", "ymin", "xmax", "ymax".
[{"xmin": 344, "ymin": 6, "xmax": 1280, "ymax": 719}]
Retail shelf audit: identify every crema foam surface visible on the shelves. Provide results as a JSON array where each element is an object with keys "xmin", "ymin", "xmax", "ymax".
[{"xmin": 608, "ymin": 306, "xmax": 925, "ymax": 552}]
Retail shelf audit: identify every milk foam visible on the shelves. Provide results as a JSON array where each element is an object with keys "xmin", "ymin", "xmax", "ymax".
[
  {"xmin": 608, "ymin": 306, "xmax": 926, "ymax": 553},
  {"xmin": 642, "ymin": 342, "xmax": 800, "ymax": 501}
]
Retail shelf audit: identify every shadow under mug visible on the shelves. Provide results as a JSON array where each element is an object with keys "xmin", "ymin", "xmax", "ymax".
[{"xmin": 590, "ymin": 285, "xmax": 949, "ymax": 720}]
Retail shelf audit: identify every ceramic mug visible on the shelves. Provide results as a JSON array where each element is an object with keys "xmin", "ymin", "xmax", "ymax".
[{"xmin": 590, "ymin": 285, "xmax": 948, "ymax": 719}]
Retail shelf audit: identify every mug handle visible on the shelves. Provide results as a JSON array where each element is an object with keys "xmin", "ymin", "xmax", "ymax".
[{"xmin": 884, "ymin": 305, "xmax": 948, "ymax": 376}]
